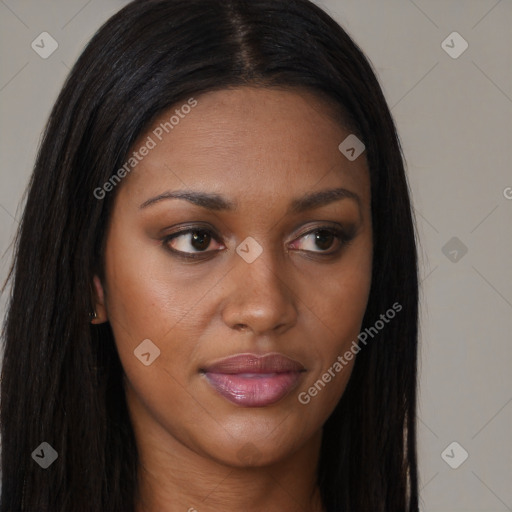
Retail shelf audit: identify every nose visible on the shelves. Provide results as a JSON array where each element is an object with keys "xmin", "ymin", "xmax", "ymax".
[{"xmin": 221, "ymin": 249, "xmax": 298, "ymax": 337}]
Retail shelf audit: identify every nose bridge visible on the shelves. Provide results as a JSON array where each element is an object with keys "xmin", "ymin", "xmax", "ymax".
[
  {"xmin": 221, "ymin": 238, "xmax": 297, "ymax": 335},
  {"xmin": 238, "ymin": 244, "xmax": 283, "ymax": 297}
]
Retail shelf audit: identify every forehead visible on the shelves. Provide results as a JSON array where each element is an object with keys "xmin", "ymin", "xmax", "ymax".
[{"xmin": 118, "ymin": 86, "xmax": 369, "ymax": 206}]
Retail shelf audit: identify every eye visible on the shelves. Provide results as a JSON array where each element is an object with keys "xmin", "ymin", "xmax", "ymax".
[
  {"xmin": 162, "ymin": 224, "xmax": 354, "ymax": 261},
  {"xmin": 163, "ymin": 228, "xmax": 224, "ymax": 259},
  {"xmin": 289, "ymin": 226, "xmax": 353, "ymax": 255}
]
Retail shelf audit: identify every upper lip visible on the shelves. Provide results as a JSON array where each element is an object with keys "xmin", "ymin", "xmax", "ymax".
[{"xmin": 202, "ymin": 353, "xmax": 305, "ymax": 374}]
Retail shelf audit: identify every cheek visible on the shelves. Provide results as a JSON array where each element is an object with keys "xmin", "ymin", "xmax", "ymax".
[
  {"xmin": 301, "ymin": 240, "xmax": 372, "ymax": 346},
  {"xmin": 295, "ymin": 240, "xmax": 372, "ymax": 411},
  {"xmin": 103, "ymin": 229, "xmax": 206, "ymax": 341},
  {"xmin": 101, "ymin": 227, "xmax": 225, "ymax": 396},
  {"xmin": 101, "ymin": 237, "xmax": 207, "ymax": 440}
]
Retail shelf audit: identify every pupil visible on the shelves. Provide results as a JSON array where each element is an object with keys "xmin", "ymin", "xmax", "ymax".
[
  {"xmin": 191, "ymin": 231, "xmax": 210, "ymax": 251},
  {"xmin": 315, "ymin": 230, "xmax": 333, "ymax": 250}
]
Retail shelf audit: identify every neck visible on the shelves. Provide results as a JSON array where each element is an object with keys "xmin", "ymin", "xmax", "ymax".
[{"xmin": 131, "ymin": 412, "xmax": 325, "ymax": 512}]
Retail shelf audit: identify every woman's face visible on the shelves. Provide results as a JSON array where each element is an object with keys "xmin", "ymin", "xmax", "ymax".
[{"xmin": 96, "ymin": 86, "xmax": 372, "ymax": 468}]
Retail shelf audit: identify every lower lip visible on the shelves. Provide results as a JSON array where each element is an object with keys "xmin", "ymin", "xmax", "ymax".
[{"xmin": 204, "ymin": 372, "xmax": 303, "ymax": 407}]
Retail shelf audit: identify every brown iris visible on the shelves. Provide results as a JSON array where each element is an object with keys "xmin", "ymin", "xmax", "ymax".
[
  {"xmin": 314, "ymin": 230, "xmax": 335, "ymax": 251},
  {"xmin": 190, "ymin": 230, "xmax": 212, "ymax": 251}
]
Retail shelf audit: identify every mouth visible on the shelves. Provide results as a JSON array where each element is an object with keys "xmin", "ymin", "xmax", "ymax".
[{"xmin": 200, "ymin": 353, "xmax": 306, "ymax": 407}]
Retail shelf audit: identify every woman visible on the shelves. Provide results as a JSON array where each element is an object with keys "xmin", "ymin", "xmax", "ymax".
[{"xmin": 1, "ymin": 0, "xmax": 419, "ymax": 510}]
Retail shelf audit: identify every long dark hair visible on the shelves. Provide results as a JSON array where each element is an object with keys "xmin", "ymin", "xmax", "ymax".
[{"xmin": 1, "ymin": 1, "xmax": 419, "ymax": 510}]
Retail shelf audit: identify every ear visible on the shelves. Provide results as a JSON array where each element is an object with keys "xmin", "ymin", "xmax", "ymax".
[{"xmin": 91, "ymin": 275, "xmax": 108, "ymax": 324}]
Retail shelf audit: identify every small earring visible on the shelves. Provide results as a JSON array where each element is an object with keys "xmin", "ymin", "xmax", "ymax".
[{"xmin": 89, "ymin": 310, "xmax": 98, "ymax": 321}]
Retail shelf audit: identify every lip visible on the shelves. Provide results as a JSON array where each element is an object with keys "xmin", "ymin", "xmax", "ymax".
[{"xmin": 201, "ymin": 353, "xmax": 306, "ymax": 407}]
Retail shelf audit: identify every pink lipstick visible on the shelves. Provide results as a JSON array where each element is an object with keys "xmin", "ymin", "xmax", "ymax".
[{"xmin": 201, "ymin": 353, "xmax": 305, "ymax": 407}]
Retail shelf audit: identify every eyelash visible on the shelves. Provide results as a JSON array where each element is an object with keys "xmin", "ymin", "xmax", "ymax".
[{"xmin": 162, "ymin": 224, "xmax": 354, "ymax": 261}]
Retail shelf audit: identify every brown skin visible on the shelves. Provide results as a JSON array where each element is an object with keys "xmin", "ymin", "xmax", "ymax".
[{"xmin": 92, "ymin": 87, "xmax": 372, "ymax": 512}]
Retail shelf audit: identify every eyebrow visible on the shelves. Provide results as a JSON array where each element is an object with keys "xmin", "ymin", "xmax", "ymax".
[{"xmin": 139, "ymin": 187, "xmax": 361, "ymax": 213}]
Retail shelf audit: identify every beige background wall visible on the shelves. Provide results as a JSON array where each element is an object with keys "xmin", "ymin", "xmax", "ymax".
[{"xmin": 1, "ymin": 1, "xmax": 511, "ymax": 510}]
